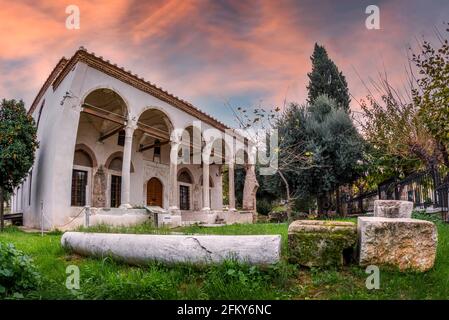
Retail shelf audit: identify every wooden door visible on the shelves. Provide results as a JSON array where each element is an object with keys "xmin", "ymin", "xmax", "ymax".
[{"xmin": 147, "ymin": 178, "xmax": 163, "ymax": 207}]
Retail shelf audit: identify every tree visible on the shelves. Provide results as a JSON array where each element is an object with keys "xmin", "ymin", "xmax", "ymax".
[
  {"xmin": 412, "ymin": 25, "xmax": 449, "ymax": 167},
  {"xmin": 279, "ymin": 95, "xmax": 364, "ymax": 215},
  {"xmin": 307, "ymin": 43, "xmax": 351, "ymax": 112},
  {"xmin": 361, "ymin": 25, "xmax": 449, "ymax": 186},
  {"xmin": 229, "ymin": 101, "xmax": 309, "ymax": 220},
  {"xmin": 359, "ymin": 36, "xmax": 449, "ymax": 202},
  {"xmin": 0, "ymin": 99, "xmax": 38, "ymax": 231}
]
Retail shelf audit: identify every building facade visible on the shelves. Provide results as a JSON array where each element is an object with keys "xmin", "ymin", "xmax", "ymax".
[{"xmin": 10, "ymin": 48, "xmax": 258, "ymax": 230}]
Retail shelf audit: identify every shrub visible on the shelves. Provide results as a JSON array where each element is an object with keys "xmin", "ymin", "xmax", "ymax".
[
  {"xmin": 0, "ymin": 242, "xmax": 41, "ymax": 296},
  {"xmin": 256, "ymin": 199, "xmax": 273, "ymax": 216}
]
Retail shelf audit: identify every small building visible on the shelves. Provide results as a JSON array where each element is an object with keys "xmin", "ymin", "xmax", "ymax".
[{"xmin": 10, "ymin": 47, "xmax": 258, "ymax": 230}]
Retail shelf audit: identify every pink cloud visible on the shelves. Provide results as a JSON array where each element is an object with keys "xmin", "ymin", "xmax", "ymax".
[{"xmin": 0, "ymin": 0, "xmax": 447, "ymax": 123}]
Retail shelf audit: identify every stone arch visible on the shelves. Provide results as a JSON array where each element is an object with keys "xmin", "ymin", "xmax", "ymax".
[
  {"xmin": 177, "ymin": 125, "xmax": 205, "ymax": 165},
  {"xmin": 136, "ymin": 106, "xmax": 174, "ymax": 133},
  {"xmin": 81, "ymin": 86, "xmax": 130, "ymax": 119},
  {"xmin": 105, "ymin": 151, "xmax": 135, "ymax": 173},
  {"xmin": 74, "ymin": 143, "xmax": 98, "ymax": 167},
  {"xmin": 210, "ymin": 137, "xmax": 231, "ymax": 165},
  {"xmin": 177, "ymin": 168, "xmax": 194, "ymax": 184}
]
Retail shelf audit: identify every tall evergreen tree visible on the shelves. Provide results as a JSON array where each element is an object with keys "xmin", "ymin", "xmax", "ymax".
[
  {"xmin": 276, "ymin": 95, "xmax": 365, "ymax": 215},
  {"xmin": 307, "ymin": 43, "xmax": 351, "ymax": 112}
]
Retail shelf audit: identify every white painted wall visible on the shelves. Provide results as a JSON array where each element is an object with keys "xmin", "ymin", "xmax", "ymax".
[{"xmin": 22, "ymin": 61, "xmax": 235, "ymax": 229}]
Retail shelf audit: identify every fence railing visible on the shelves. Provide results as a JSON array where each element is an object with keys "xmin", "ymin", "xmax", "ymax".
[
  {"xmin": 342, "ymin": 190, "xmax": 378, "ymax": 215},
  {"xmin": 378, "ymin": 169, "xmax": 449, "ymax": 211},
  {"xmin": 342, "ymin": 169, "xmax": 449, "ymax": 219}
]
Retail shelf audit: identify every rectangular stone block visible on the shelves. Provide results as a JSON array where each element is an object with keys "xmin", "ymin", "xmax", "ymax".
[
  {"xmin": 288, "ymin": 220, "xmax": 357, "ymax": 267},
  {"xmin": 373, "ymin": 200, "xmax": 413, "ymax": 218},
  {"xmin": 358, "ymin": 217, "xmax": 437, "ymax": 272}
]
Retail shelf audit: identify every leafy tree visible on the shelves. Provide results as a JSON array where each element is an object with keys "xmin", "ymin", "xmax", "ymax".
[
  {"xmin": 278, "ymin": 95, "xmax": 365, "ymax": 214},
  {"xmin": 0, "ymin": 99, "xmax": 38, "ymax": 231},
  {"xmin": 307, "ymin": 43, "xmax": 351, "ymax": 112},
  {"xmin": 361, "ymin": 25, "xmax": 449, "ymax": 188},
  {"xmin": 412, "ymin": 25, "xmax": 449, "ymax": 166}
]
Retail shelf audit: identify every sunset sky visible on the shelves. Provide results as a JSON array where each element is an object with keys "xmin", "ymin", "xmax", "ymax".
[{"xmin": 0, "ymin": 0, "xmax": 448, "ymax": 127}]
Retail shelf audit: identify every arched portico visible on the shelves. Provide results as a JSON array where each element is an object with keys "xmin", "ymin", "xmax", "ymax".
[{"xmin": 71, "ymin": 88, "xmax": 254, "ymax": 216}]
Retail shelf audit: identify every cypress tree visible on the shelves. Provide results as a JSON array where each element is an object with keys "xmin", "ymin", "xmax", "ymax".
[{"xmin": 307, "ymin": 43, "xmax": 351, "ymax": 112}]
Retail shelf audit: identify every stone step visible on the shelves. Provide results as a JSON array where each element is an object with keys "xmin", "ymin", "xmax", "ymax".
[
  {"xmin": 181, "ymin": 221, "xmax": 203, "ymax": 226},
  {"xmin": 201, "ymin": 223, "xmax": 226, "ymax": 227}
]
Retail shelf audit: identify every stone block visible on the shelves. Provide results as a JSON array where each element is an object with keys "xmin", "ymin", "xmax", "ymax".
[
  {"xmin": 288, "ymin": 220, "xmax": 357, "ymax": 267},
  {"xmin": 373, "ymin": 200, "xmax": 413, "ymax": 218},
  {"xmin": 358, "ymin": 217, "xmax": 437, "ymax": 272}
]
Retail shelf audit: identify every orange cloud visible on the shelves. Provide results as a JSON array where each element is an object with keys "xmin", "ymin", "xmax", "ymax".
[{"xmin": 0, "ymin": 0, "xmax": 447, "ymax": 125}]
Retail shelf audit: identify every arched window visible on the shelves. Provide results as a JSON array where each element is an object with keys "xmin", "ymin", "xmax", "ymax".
[
  {"xmin": 74, "ymin": 150, "xmax": 93, "ymax": 167},
  {"xmin": 107, "ymin": 157, "xmax": 122, "ymax": 208},
  {"xmin": 178, "ymin": 170, "xmax": 193, "ymax": 184},
  {"xmin": 177, "ymin": 169, "xmax": 193, "ymax": 210},
  {"xmin": 108, "ymin": 157, "xmax": 123, "ymax": 172},
  {"xmin": 71, "ymin": 150, "xmax": 94, "ymax": 207}
]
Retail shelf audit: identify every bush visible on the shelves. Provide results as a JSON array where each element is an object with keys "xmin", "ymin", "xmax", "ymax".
[
  {"xmin": 0, "ymin": 242, "xmax": 41, "ymax": 297},
  {"xmin": 256, "ymin": 199, "xmax": 273, "ymax": 216},
  {"xmin": 268, "ymin": 210, "xmax": 288, "ymax": 223},
  {"xmin": 293, "ymin": 196, "xmax": 316, "ymax": 212}
]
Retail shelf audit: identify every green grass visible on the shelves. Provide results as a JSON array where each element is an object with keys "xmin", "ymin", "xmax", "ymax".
[{"xmin": 1, "ymin": 213, "xmax": 448, "ymax": 300}]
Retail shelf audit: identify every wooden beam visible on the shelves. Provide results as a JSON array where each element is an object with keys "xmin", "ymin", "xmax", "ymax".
[
  {"xmin": 82, "ymin": 103, "xmax": 169, "ymax": 141},
  {"xmin": 99, "ymin": 125, "xmax": 125, "ymax": 142},
  {"xmin": 137, "ymin": 124, "xmax": 170, "ymax": 141},
  {"xmin": 139, "ymin": 140, "xmax": 169, "ymax": 152},
  {"xmin": 81, "ymin": 104, "xmax": 126, "ymax": 125}
]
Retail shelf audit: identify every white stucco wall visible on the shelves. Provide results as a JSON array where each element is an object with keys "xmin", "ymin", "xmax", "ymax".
[{"xmin": 21, "ymin": 60, "xmax": 235, "ymax": 229}]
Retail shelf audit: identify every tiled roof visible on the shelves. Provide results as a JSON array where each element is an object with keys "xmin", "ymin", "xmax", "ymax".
[{"xmin": 29, "ymin": 47, "xmax": 229, "ymax": 132}]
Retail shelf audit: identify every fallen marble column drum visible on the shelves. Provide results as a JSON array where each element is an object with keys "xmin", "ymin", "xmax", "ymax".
[{"xmin": 61, "ymin": 232, "xmax": 281, "ymax": 265}]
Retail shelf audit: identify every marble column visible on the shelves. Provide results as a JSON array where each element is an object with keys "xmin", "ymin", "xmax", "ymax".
[
  {"xmin": 169, "ymin": 140, "xmax": 180, "ymax": 213},
  {"xmin": 119, "ymin": 124, "xmax": 135, "ymax": 209},
  {"xmin": 202, "ymin": 147, "xmax": 211, "ymax": 212},
  {"xmin": 228, "ymin": 162, "xmax": 236, "ymax": 211}
]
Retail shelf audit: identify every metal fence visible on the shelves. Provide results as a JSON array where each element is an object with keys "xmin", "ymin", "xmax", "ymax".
[
  {"xmin": 377, "ymin": 169, "xmax": 449, "ymax": 211},
  {"xmin": 342, "ymin": 169, "xmax": 449, "ymax": 219},
  {"xmin": 342, "ymin": 190, "xmax": 378, "ymax": 215}
]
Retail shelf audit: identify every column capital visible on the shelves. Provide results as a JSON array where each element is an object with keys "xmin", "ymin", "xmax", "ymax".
[
  {"xmin": 170, "ymin": 139, "xmax": 180, "ymax": 147},
  {"xmin": 125, "ymin": 122, "xmax": 137, "ymax": 132}
]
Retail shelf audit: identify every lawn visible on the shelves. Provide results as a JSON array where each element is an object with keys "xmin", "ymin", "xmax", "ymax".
[{"xmin": 1, "ymin": 213, "xmax": 448, "ymax": 300}]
